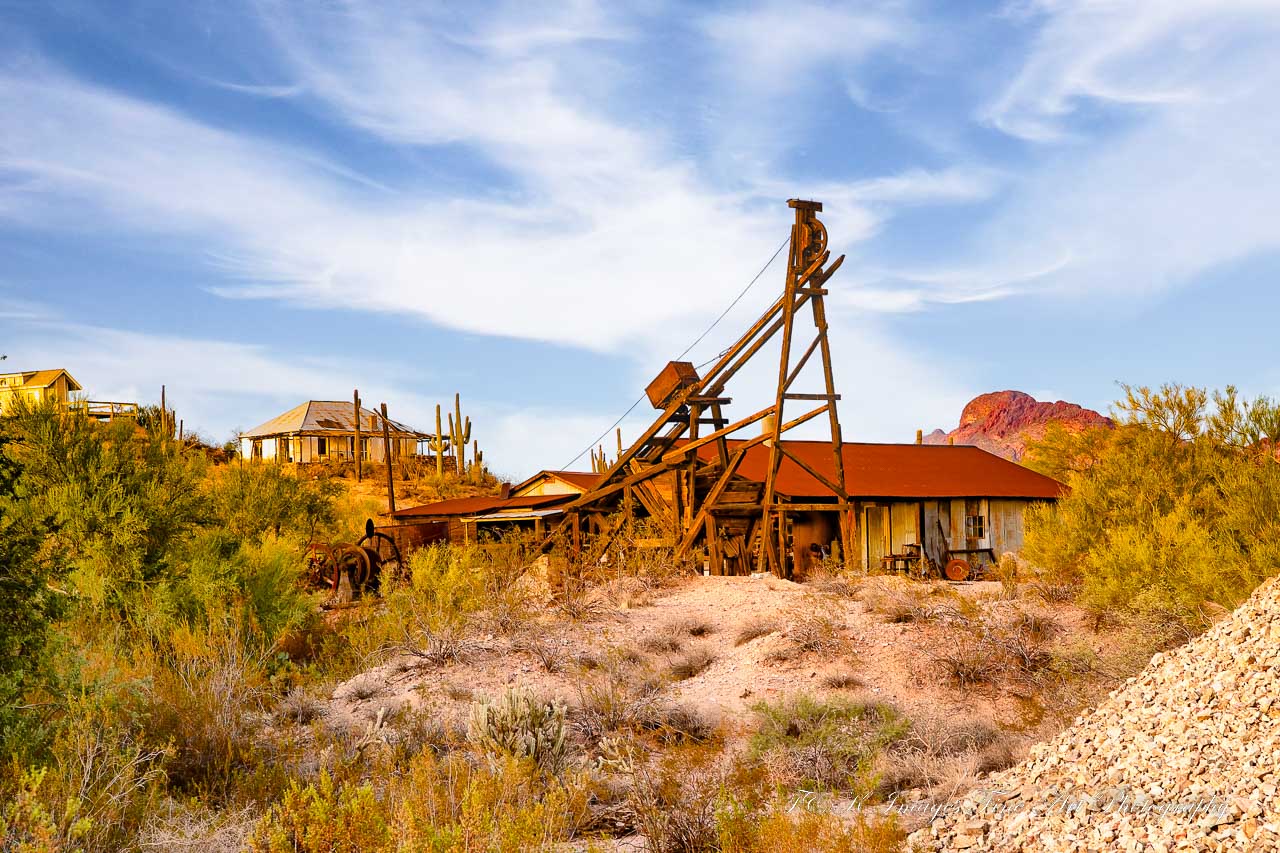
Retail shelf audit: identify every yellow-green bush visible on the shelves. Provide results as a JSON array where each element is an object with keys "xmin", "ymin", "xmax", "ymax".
[
  {"xmin": 250, "ymin": 753, "xmax": 588, "ymax": 853},
  {"xmin": 1024, "ymin": 383, "xmax": 1280, "ymax": 627},
  {"xmin": 717, "ymin": 800, "xmax": 905, "ymax": 853}
]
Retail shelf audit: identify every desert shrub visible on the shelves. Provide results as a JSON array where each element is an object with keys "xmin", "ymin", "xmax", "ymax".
[
  {"xmin": 0, "ymin": 406, "xmax": 205, "ymax": 617},
  {"xmin": 139, "ymin": 613, "xmax": 273, "ymax": 799},
  {"xmin": 784, "ymin": 597, "xmax": 848, "ymax": 653},
  {"xmin": 596, "ymin": 740, "xmax": 727, "ymax": 853},
  {"xmin": 932, "ymin": 640, "xmax": 1001, "ymax": 687},
  {"xmin": 859, "ymin": 577, "xmax": 967, "ymax": 624},
  {"xmin": 138, "ymin": 801, "xmax": 259, "ymax": 853},
  {"xmin": 513, "ymin": 634, "xmax": 566, "ymax": 673},
  {"xmin": 668, "ymin": 644, "xmax": 716, "ymax": 680},
  {"xmin": 748, "ymin": 694, "xmax": 907, "ymax": 792},
  {"xmin": 248, "ymin": 769, "xmax": 389, "ymax": 853},
  {"xmin": 0, "ymin": 706, "xmax": 166, "ymax": 853},
  {"xmin": 675, "ymin": 616, "xmax": 715, "ymax": 637},
  {"xmin": 734, "ymin": 619, "xmax": 777, "ymax": 646},
  {"xmin": 572, "ymin": 661, "xmax": 666, "ymax": 745},
  {"xmin": 205, "ymin": 463, "xmax": 339, "ymax": 543},
  {"xmin": 877, "ymin": 715, "xmax": 1017, "ymax": 802},
  {"xmin": 1024, "ymin": 383, "xmax": 1280, "ymax": 628},
  {"xmin": 643, "ymin": 627, "xmax": 686, "ymax": 654},
  {"xmin": 992, "ymin": 553, "xmax": 1021, "ymax": 599},
  {"xmin": 276, "ymin": 687, "xmax": 323, "ymax": 726},
  {"xmin": 718, "ymin": 801, "xmax": 906, "ymax": 853},
  {"xmin": 467, "ymin": 689, "xmax": 568, "ymax": 774},
  {"xmin": 392, "ymin": 752, "xmax": 589, "ymax": 852},
  {"xmin": 821, "ymin": 670, "xmax": 862, "ymax": 689}
]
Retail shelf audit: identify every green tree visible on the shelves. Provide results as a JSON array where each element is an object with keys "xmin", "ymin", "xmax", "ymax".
[{"xmin": 1024, "ymin": 383, "xmax": 1280, "ymax": 627}]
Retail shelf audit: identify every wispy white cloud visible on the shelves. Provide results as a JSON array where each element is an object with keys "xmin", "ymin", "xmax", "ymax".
[
  {"xmin": 983, "ymin": 0, "xmax": 1280, "ymax": 142},
  {"xmin": 868, "ymin": 1, "xmax": 1280, "ymax": 308}
]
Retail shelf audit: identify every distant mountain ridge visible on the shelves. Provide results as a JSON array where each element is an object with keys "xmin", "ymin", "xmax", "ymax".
[{"xmin": 923, "ymin": 390, "xmax": 1113, "ymax": 461}]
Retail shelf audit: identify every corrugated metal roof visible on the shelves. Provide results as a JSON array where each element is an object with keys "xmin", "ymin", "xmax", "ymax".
[
  {"xmin": 242, "ymin": 401, "xmax": 425, "ymax": 439},
  {"xmin": 391, "ymin": 492, "xmax": 572, "ymax": 519},
  {"xmin": 509, "ymin": 469, "xmax": 602, "ymax": 494},
  {"xmin": 550, "ymin": 470, "xmax": 605, "ymax": 491},
  {"xmin": 699, "ymin": 440, "xmax": 1065, "ymax": 500}
]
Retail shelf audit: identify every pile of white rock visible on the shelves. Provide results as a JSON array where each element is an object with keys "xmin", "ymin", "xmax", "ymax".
[{"xmin": 909, "ymin": 579, "xmax": 1280, "ymax": 852}]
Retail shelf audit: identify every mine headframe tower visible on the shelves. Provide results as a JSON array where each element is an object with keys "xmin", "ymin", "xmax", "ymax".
[{"xmin": 548, "ymin": 199, "xmax": 853, "ymax": 579}]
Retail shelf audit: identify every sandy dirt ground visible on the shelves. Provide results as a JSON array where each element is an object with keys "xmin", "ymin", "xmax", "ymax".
[{"xmin": 322, "ymin": 574, "xmax": 1108, "ymax": 747}]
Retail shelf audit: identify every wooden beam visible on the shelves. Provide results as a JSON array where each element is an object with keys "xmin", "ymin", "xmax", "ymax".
[
  {"xmin": 659, "ymin": 405, "xmax": 774, "ymax": 465},
  {"xmin": 380, "ymin": 402, "xmax": 396, "ymax": 514},
  {"xmin": 782, "ymin": 334, "xmax": 822, "ymax": 392}
]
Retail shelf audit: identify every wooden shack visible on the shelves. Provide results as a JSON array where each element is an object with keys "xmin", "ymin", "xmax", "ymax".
[
  {"xmin": 689, "ymin": 439, "xmax": 1064, "ymax": 578},
  {"xmin": 239, "ymin": 400, "xmax": 428, "ymax": 463}
]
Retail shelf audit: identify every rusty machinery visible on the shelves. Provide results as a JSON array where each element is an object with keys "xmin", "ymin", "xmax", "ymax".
[
  {"xmin": 544, "ymin": 199, "xmax": 853, "ymax": 579},
  {"xmin": 306, "ymin": 519, "xmax": 405, "ymax": 596}
]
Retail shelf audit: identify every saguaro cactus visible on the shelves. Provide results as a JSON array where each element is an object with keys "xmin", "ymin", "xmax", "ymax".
[
  {"xmin": 449, "ymin": 393, "xmax": 472, "ymax": 476},
  {"xmin": 431, "ymin": 403, "xmax": 447, "ymax": 479}
]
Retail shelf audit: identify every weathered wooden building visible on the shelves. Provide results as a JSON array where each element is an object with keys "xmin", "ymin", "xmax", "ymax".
[
  {"xmin": 387, "ymin": 470, "xmax": 601, "ymax": 544},
  {"xmin": 696, "ymin": 439, "xmax": 1065, "ymax": 578},
  {"xmin": 240, "ymin": 400, "xmax": 427, "ymax": 463}
]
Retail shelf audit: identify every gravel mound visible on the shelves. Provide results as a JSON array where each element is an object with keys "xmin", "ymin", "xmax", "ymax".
[{"xmin": 909, "ymin": 579, "xmax": 1280, "ymax": 851}]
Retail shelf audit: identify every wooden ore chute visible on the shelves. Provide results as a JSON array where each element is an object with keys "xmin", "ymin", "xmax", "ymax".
[{"xmin": 548, "ymin": 199, "xmax": 854, "ymax": 578}]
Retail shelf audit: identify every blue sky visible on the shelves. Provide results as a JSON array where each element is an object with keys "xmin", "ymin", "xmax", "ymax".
[{"xmin": 3, "ymin": 1, "xmax": 1279, "ymax": 479}]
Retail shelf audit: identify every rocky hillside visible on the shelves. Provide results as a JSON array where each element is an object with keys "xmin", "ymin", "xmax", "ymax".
[
  {"xmin": 909, "ymin": 578, "xmax": 1280, "ymax": 852},
  {"xmin": 924, "ymin": 390, "xmax": 1113, "ymax": 461}
]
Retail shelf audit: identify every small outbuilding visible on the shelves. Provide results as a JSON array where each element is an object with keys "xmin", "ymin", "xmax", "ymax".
[{"xmin": 387, "ymin": 469, "xmax": 602, "ymax": 544}]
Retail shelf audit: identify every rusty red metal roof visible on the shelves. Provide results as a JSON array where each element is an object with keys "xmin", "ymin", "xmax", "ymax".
[
  {"xmin": 699, "ymin": 440, "xmax": 1065, "ymax": 500},
  {"xmin": 543, "ymin": 470, "xmax": 604, "ymax": 491},
  {"xmin": 390, "ymin": 492, "xmax": 571, "ymax": 519},
  {"xmin": 508, "ymin": 469, "xmax": 602, "ymax": 495}
]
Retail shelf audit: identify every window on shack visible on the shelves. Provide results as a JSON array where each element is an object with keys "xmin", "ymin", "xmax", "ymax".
[{"xmin": 964, "ymin": 514, "xmax": 986, "ymax": 540}]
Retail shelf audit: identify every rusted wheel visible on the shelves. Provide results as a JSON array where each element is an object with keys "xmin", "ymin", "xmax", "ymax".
[
  {"xmin": 333, "ymin": 544, "xmax": 373, "ymax": 592},
  {"xmin": 944, "ymin": 558, "xmax": 972, "ymax": 582},
  {"xmin": 357, "ymin": 529, "xmax": 404, "ymax": 583},
  {"xmin": 306, "ymin": 544, "xmax": 341, "ymax": 590}
]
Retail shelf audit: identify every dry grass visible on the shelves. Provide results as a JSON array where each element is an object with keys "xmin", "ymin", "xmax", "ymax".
[
  {"xmin": 513, "ymin": 634, "xmax": 567, "ymax": 673},
  {"xmin": 734, "ymin": 618, "xmax": 777, "ymax": 646},
  {"xmin": 668, "ymin": 644, "xmax": 716, "ymax": 681},
  {"xmin": 785, "ymin": 597, "xmax": 848, "ymax": 653},
  {"xmin": 344, "ymin": 674, "xmax": 382, "ymax": 701},
  {"xmin": 821, "ymin": 670, "xmax": 863, "ymax": 690},
  {"xmin": 276, "ymin": 687, "xmax": 324, "ymax": 725},
  {"xmin": 877, "ymin": 714, "xmax": 1020, "ymax": 803},
  {"xmin": 642, "ymin": 633, "xmax": 685, "ymax": 654},
  {"xmin": 933, "ymin": 640, "xmax": 1000, "ymax": 687},
  {"xmin": 859, "ymin": 576, "xmax": 968, "ymax": 624}
]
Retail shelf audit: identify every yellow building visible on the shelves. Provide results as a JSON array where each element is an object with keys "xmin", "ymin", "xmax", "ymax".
[{"xmin": 0, "ymin": 368, "xmax": 82, "ymax": 415}]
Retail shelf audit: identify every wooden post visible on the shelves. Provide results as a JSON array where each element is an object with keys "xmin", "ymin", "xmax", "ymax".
[
  {"xmin": 354, "ymin": 389, "xmax": 363, "ymax": 481},
  {"xmin": 160, "ymin": 384, "xmax": 167, "ymax": 439},
  {"xmin": 178, "ymin": 419, "xmax": 183, "ymax": 443},
  {"xmin": 380, "ymin": 403, "xmax": 396, "ymax": 514}
]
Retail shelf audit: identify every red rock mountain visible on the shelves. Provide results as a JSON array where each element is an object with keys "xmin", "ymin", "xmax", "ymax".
[{"xmin": 923, "ymin": 390, "xmax": 1113, "ymax": 461}]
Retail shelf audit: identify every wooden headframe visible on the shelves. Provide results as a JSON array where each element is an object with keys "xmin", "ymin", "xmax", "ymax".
[{"xmin": 547, "ymin": 199, "xmax": 852, "ymax": 578}]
